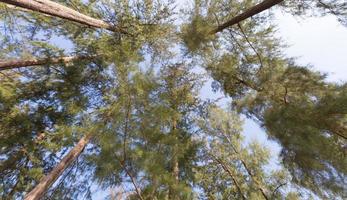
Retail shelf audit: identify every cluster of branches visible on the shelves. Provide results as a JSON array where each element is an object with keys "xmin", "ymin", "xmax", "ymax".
[{"xmin": 0, "ymin": 0, "xmax": 346, "ymax": 199}]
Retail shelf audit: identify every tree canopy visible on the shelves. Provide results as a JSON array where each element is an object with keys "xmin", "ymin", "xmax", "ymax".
[{"xmin": 0, "ymin": 0, "xmax": 346, "ymax": 199}]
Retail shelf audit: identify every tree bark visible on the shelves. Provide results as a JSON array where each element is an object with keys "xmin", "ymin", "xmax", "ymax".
[
  {"xmin": 0, "ymin": 55, "xmax": 94, "ymax": 70},
  {"xmin": 211, "ymin": 0, "xmax": 284, "ymax": 34},
  {"xmin": 0, "ymin": 0, "xmax": 127, "ymax": 33},
  {"xmin": 24, "ymin": 134, "xmax": 92, "ymax": 200}
]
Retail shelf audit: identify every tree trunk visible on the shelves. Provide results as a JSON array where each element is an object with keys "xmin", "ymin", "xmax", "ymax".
[
  {"xmin": 211, "ymin": 0, "xmax": 284, "ymax": 34},
  {"xmin": 211, "ymin": 155, "xmax": 246, "ymax": 200},
  {"xmin": 0, "ymin": 0, "xmax": 126, "ymax": 33},
  {"xmin": 169, "ymin": 119, "xmax": 179, "ymax": 200},
  {"xmin": 0, "ymin": 55, "xmax": 94, "ymax": 70},
  {"xmin": 24, "ymin": 134, "xmax": 92, "ymax": 200},
  {"xmin": 221, "ymin": 133, "xmax": 269, "ymax": 200}
]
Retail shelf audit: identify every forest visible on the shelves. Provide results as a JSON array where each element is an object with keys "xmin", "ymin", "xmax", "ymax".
[{"xmin": 0, "ymin": 0, "xmax": 346, "ymax": 199}]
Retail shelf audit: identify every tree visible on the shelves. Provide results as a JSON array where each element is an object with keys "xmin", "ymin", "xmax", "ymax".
[
  {"xmin": 201, "ymin": 41, "xmax": 347, "ymax": 198},
  {"xmin": 181, "ymin": 0, "xmax": 346, "ymax": 198},
  {"xmin": 24, "ymin": 134, "xmax": 91, "ymax": 200},
  {"xmin": 0, "ymin": 0, "xmax": 175, "ymax": 197},
  {"xmin": 87, "ymin": 61, "xmax": 203, "ymax": 199},
  {"xmin": 0, "ymin": 0, "xmax": 127, "ymax": 33},
  {"xmin": 196, "ymin": 105, "xmax": 296, "ymax": 200},
  {"xmin": 212, "ymin": 0, "xmax": 284, "ymax": 34},
  {"xmin": 0, "ymin": 40, "xmax": 106, "ymax": 199},
  {"xmin": 282, "ymin": 0, "xmax": 347, "ymax": 26},
  {"xmin": 0, "ymin": 0, "xmax": 346, "ymax": 199},
  {"xmin": 0, "ymin": 55, "xmax": 94, "ymax": 70}
]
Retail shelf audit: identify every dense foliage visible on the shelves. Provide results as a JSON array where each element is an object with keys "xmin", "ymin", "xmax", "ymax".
[{"xmin": 0, "ymin": 0, "xmax": 346, "ymax": 199}]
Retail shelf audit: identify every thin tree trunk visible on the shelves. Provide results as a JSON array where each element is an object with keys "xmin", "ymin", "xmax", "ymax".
[
  {"xmin": 24, "ymin": 134, "xmax": 92, "ymax": 200},
  {"xmin": 169, "ymin": 119, "xmax": 179, "ymax": 200},
  {"xmin": 239, "ymin": 158, "xmax": 269, "ymax": 200},
  {"xmin": 211, "ymin": 0, "xmax": 283, "ymax": 34},
  {"xmin": 172, "ymin": 121, "xmax": 179, "ymax": 182},
  {"xmin": 221, "ymin": 133, "xmax": 269, "ymax": 200},
  {"xmin": 0, "ymin": 0, "xmax": 127, "ymax": 33},
  {"xmin": 211, "ymin": 155, "xmax": 246, "ymax": 200},
  {"xmin": 0, "ymin": 55, "xmax": 94, "ymax": 70}
]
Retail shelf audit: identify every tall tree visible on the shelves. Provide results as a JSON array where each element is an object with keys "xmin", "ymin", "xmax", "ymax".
[
  {"xmin": 24, "ymin": 134, "xmax": 92, "ymax": 200},
  {"xmin": 0, "ymin": 39, "xmax": 106, "ymax": 198},
  {"xmin": 181, "ymin": 0, "xmax": 347, "ymax": 198},
  {"xmin": 196, "ymin": 105, "xmax": 297, "ymax": 200},
  {"xmin": 212, "ymin": 0, "xmax": 284, "ymax": 34},
  {"xmin": 88, "ymin": 61, "xmax": 203, "ymax": 199},
  {"xmin": 0, "ymin": 55, "xmax": 94, "ymax": 70},
  {"xmin": 0, "ymin": 0, "xmax": 346, "ymax": 199},
  {"xmin": 0, "ymin": 0, "xmax": 127, "ymax": 33}
]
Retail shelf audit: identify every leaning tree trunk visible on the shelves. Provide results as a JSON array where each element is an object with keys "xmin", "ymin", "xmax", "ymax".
[
  {"xmin": 211, "ymin": 0, "xmax": 284, "ymax": 34},
  {"xmin": 211, "ymin": 155, "xmax": 246, "ymax": 200},
  {"xmin": 228, "ymin": 141, "xmax": 270, "ymax": 200},
  {"xmin": 0, "ymin": 0, "xmax": 126, "ymax": 33},
  {"xmin": 0, "ymin": 55, "xmax": 94, "ymax": 70},
  {"xmin": 24, "ymin": 134, "xmax": 92, "ymax": 200}
]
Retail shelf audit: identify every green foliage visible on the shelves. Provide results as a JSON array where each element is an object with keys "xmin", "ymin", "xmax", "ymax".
[
  {"xmin": 183, "ymin": 0, "xmax": 347, "ymax": 198},
  {"xmin": 205, "ymin": 49, "xmax": 347, "ymax": 198},
  {"xmin": 196, "ymin": 106, "xmax": 296, "ymax": 199},
  {"xmin": 181, "ymin": 15, "xmax": 215, "ymax": 53},
  {"xmin": 0, "ymin": 0, "xmax": 346, "ymax": 199},
  {"xmin": 282, "ymin": 0, "xmax": 347, "ymax": 25}
]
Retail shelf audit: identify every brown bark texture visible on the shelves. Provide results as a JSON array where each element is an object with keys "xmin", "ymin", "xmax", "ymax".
[
  {"xmin": 24, "ymin": 134, "xmax": 92, "ymax": 200},
  {"xmin": 0, "ymin": 55, "xmax": 93, "ymax": 70},
  {"xmin": 0, "ymin": 0, "xmax": 125, "ymax": 33},
  {"xmin": 211, "ymin": 0, "xmax": 284, "ymax": 34}
]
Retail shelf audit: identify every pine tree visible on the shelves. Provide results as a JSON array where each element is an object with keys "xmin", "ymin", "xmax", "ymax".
[
  {"xmin": 196, "ymin": 105, "xmax": 296, "ymax": 200},
  {"xmin": 212, "ymin": 0, "xmax": 284, "ymax": 34},
  {"xmin": 283, "ymin": 0, "xmax": 347, "ymax": 26},
  {"xmin": 0, "ymin": 55, "xmax": 95, "ymax": 70},
  {"xmin": 0, "ymin": 0, "xmax": 127, "ymax": 33},
  {"xmin": 181, "ymin": 0, "xmax": 347, "ymax": 198},
  {"xmin": 0, "ymin": 0, "xmax": 346, "ymax": 199},
  {"xmin": 24, "ymin": 134, "xmax": 92, "ymax": 200},
  {"xmin": 0, "ymin": 57, "xmax": 103, "ymax": 198}
]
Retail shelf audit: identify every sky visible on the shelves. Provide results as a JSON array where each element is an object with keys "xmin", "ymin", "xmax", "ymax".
[{"xmin": 275, "ymin": 11, "xmax": 347, "ymax": 82}]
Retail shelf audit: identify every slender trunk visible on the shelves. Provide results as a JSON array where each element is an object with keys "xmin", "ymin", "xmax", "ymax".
[
  {"xmin": 169, "ymin": 155, "xmax": 179, "ymax": 199},
  {"xmin": 211, "ymin": 0, "xmax": 283, "ymax": 34},
  {"xmin": 0, "ymin": 0, "xmax": 126, "ymax": 33},
  {"xmin": 211, "ymin": 155, "xmax": 246, "ymax": 200},
  {"xmin": 240, "ymin": 159, "xmax": 269, "ymax": 200},
  {"xmin": 222, "ymin": 134, "xmax": 269, "ymax": 200},
  {"xmin": 172, "ymin": 120, "xmax": 179, "ymax": 182},
  {"xmin": 169, "ymin": 119, "xmax": 179, "ymax": 200},
  {"xmin": 24, "ymin": 134, "xmax": 92, "ymax": 200},
  {"xmin": 122, "ymin": 165, "xmax": 144, "ymax": 200},
  {"xmin": 0, "ymin": 55, "xmax": 94, "ymax": 71}
]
